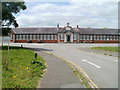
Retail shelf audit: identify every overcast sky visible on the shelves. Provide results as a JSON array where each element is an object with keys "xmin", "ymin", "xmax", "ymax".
[{"xmin": 15, "ymin": 0, "xmax": 118, "ymax": 28}]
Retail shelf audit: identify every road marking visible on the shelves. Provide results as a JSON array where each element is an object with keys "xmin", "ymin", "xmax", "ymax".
[
  {"xmin": 44, "ymin": 51, "xmax": 99, "ymax": 88},
  {"xmin": 114, "ymin": 60, "xmax": 118, "ymax": 62},
  {"xmin": 82, "ymin": 59, "xmax": 101, "ymax": 69}
]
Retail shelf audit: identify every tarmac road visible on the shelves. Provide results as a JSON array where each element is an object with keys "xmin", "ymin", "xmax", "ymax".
[{"xmin": 3, "ymin": 43, "xmax": 118, "ymax": 88}]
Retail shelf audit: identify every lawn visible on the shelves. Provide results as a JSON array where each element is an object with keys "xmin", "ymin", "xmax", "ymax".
[
  {"xmin": 91, "ymin": 47, "xmax": 120, "ymax": 52},
  {"xmin": 2, "ymin": 46, "xmax": 46, "ymax": 88}
]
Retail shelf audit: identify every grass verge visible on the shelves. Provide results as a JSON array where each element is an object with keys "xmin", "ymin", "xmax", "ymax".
[
  {"xmin": 2, "ymin": 46, "xmax": 46, "ymax": 88},
  {"xmin": 65, "ymin": 61, "xmax": 92, "ymax": 89},
  {"xmin": 91, "ymin": 47, "xmax": 120, "ymax": 52}
]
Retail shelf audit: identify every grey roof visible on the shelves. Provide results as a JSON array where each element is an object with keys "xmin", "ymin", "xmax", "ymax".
[
  {"xmin": 12, "ymin": 27, "xmax": 119, "ymax": 35},
  {"xmin": 78, "ymin": 28, "xmax": 118, "ymax": 34},
  {"xmin": 12, "ymin": 28, "xmax": 58, "ymax": 34}
]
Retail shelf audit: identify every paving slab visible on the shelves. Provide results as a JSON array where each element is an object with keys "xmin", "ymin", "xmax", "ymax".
[{"xmin": 35, "ymin": 51, "xmax": 84, "ymax": 88}]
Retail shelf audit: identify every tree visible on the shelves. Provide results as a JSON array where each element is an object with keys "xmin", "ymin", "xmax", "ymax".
[
  {"xmin": 2, "ymin": 1, "xmax": 27, "ymax": 28},
  {"xmin": 1, "ymin": 1, "xmax": 27, "ymax": 36},
  {"xmin": 2, "ymin": 28, "xmax": 11, "ymax": 36}
]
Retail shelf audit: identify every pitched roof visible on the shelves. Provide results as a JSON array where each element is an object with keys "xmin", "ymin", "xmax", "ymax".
[
  {"xmin": 11, "ymin": 27, "xmax": 119, "ymax": 35},
  {"xmin": 12, "ymin": 28, "xmax": 58, "ymax": 34},
  {"xmin": 78, "ymin": 28, "xmax": 118, "ymax": 34}
]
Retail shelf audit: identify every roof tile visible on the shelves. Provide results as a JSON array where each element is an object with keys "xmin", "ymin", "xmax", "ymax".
[{"xmin": 11, "ymin": 27, "xmax": 118, "ymax": 35}]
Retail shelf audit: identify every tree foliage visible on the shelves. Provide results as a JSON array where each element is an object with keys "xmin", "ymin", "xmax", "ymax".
[
  {"xmin": 2, "ymin": 1, "xmax": 27, "ymax": 28},
  {"xmin": 2, "ymin": 28, "xmax": 11, "ymax": 36}
]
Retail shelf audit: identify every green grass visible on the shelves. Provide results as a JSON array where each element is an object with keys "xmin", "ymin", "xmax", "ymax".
[
  {"xmin": 65, "ymin": 61, "xmax": 92, "ymax": 88},
  {"xmin": 2, "ymin": 46, "xmax": 46, "ymax": 88},
  {"xmin": 91, "ymin": 47, "xmax": 120, "ymax": 52},
  {"xmin": 74, "ymin": 70, "xmax": 92, "ymax": 88}
]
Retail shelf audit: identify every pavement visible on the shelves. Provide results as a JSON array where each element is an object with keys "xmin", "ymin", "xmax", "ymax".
[{"xmin": 32, "ymin": 49, "xmax": 84, "ymax": 88}]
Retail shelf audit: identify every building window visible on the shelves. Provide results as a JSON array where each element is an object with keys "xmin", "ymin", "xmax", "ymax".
[
  {"xmin": 36, "ymin": 35, "xmax": 38, "ymax": 40},
  {"xmin": 113, "ymin": 36, "xmax": 115, "ymax": 40},
  {"xmin": 18, "ymin": 35, "xmax": 20, "ymax": 40},
  {"xmin": 83, "ymin": 35, "xmax": 86, "ymax": 40},
  {"xmin": 39, "ymin": 35, "xmax": 42, "ymax": 40},
  {"xmin": 80, "ymin": 35, "xmax": 82, "ymax": 40},
  {"xmin": 46, "ymin": 35, "xmax": 47, "ymax": 40},
  {"xmin": 73, "ymin": 34, "xmax": 77, "ymax": 40},
  {"xmin": 59, "ymin": 35, "xmax": 61, "ymax": 40},
  {"xmin": 81, "ymin": 35, "xmax": 83, "ymax": 40},
  {"xmin": 115, "ymin": 36, "xmax": 118, "ymax": 40},
  {"xmin": 99, "ymin": 35, "xmax": 103, "ymax": 40},
  {"xmin": 61, "ymin": 34, "xmax": 63, "ymax": 40},
  {"xmin": 37, "ymin": 35, "xmax": 39, "ymax": 40},
  {"xmin": 44, "ymin": 35, "xmax": 47, "ymax": 40},
  {"xmin": 53, "ymin": 35, "xmax": 55, "ymax": 40},
  {"xmin": 94, "ymin": 35, "xmax": 96, "ymax": 40},
  {"xmin": 119, "ymin": 36, "xmax": 120, "ymax": 41},
  {"xmin": 62, "ymin": 34, "xmax": 64, "ymax": 40},
  {"xmin": 51, "ymin": 35, "xmax": 53, "ymax": 40},
  {"xmin": 59, "ymin": 34, "xmax": 64, "ymax": 40},
  {"xmin": 55, "ymin": 35, "xmax": 57, "ymax": 40},
  {"xmin": 103, "ymin": 35, "xmax": 106, "ymax": 40},
  {"xmin": 86, "ymin": 35, "xmax": 89, "ymax": 40},
  {"xmin": 34, "ymin": 35, "xmax": 36, "ymax": 40},
  {"xmin": 30, "ymin": 35, "xmax": 32, "ymax": 40},
  {"xmin": 16, "ymin": 35, "xmax": 18, "ymax": 40},
  {"xmin": 49, "ymin": 35, "xmax": 51, "ymax": 40},
  {"xmin": 85, "ymin": 35, "xmax": 87, "ymax": 40},
  {"xmin": 109, "ymin": 35, "xmax": 113, "ymax": 40},
  {"xmin": 90, "ymin": 35, "xmax": 93, "ymax": 40},
  {"xmin": 47, "ymin": 35, "xmax": 50, "ymax": 40},
  {"xmin": 106, "ymin": 35, "xmax": 109, "ymax": 40},
  {"xmin": 96, "ymin": 35, "xmax": 99, "ymax": 40},
  {"xmin": 33, "ymin": 35, "xmax": 35, "ymax": 40},
  {"xmin": 17, "ymin": 34, "xmax": 20, "ymax": 40},
  {"xmin": 59, "ymin": 34, "xmax": 63, "ymax": 40},
  {"xmin": 23, "ymin": 35, "xmax": 25, "ymax": 40},
  {"xmin": 60, "ymin": 34, "xmax": 62, "ymax": 40},
  {"xmin": 19, "ymin": 35, "xmax": 22, "ymax": 40},
  {"xmin": 82, "ymin": 35, "xmax": 84, "ymax": 40},
  {"xmin": 16, "ymin": 35, "xmax": 17, "ymax": 40},
  {"xmin": 26, "ymin": 35, "xmax": 29, "ymax": 40}
]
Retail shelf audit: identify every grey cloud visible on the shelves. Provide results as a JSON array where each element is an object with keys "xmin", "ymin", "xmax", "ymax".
[{"xmin": 16, "ymin": 1, "xmax": 118, "ymax": 28}]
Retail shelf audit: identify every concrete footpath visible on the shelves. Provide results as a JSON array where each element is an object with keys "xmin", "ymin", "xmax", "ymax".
[{"xmin": 35, "ymin": 51, "xmax": 84, "ymax": 88}]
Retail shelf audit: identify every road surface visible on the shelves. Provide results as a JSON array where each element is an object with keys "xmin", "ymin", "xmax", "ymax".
[{"xmin": 3, "ymin": 43, "xmax": 118, "ymax": 88}]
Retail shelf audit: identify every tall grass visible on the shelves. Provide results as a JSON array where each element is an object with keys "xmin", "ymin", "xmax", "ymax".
[{"xmin": 2, "ymin": 46, "xmax": 46, "ymax": 88}]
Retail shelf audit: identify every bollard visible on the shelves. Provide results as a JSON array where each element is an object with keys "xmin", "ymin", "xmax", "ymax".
[
  {"xmin": 34, "ymin": 53, "xmax": 37, "ymax": 59},
  {"xmin": 21, "ymin": 45, "xmax": 23, "ymax": 48}
]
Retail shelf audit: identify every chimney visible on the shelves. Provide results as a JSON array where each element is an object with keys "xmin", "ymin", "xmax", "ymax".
[
  {"xmin": 57, "ymin": 23, "xmax": 59, "ymax": 29},
  {"xmin": 77, "ymin": 25, "xmax": 79, "ymax": 29},
  {"xmin": 67, "ymin": 22, "xmax": 70, "ymax": 27}
]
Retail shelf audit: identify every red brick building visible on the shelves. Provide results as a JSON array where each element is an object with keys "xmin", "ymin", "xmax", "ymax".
[{"xmin": 10, "ymin": 23, "xmax": 120, "ymax": 43}]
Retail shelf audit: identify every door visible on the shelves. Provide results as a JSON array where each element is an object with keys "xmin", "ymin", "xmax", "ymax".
[{"xmin": 67, "ymin": 35, "xmax": 71, "ymax": 42}]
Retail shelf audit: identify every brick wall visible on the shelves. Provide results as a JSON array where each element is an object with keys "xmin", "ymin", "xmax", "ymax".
[
  {"xmin": 15, "ymin": 40, "xmax": 27, "ymax": 43},
  {"xmin": 59, "ymin": 40, "xmax": 64, "ymax": 42},
  {"xmin": 13, "ymin": 40, "xmax": 119, "ymax": 43},
  {"xmin": 42, "ymin": 40, "xmax": 58, "ymax": 43}
]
